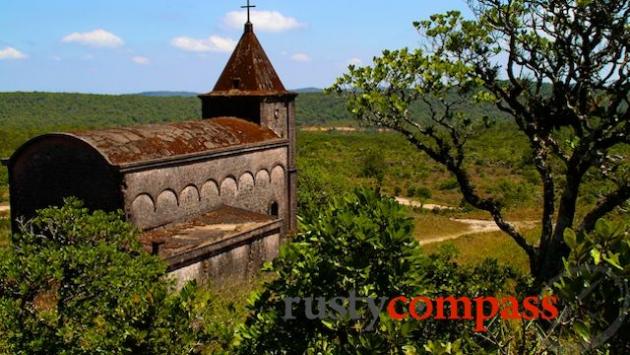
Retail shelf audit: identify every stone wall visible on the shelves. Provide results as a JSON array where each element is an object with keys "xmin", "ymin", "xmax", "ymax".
[
  {"xmin": 124, "ymin": 146, "xmax": 289, "ymax": 231},
  {"xmin": 168, "ymin": 229, "xmax": 280, "ymax": 289}
]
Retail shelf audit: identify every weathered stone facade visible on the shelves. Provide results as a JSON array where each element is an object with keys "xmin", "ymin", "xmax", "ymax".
[{"xmin": 7, "ymin": 21, "xmax": 297, "ymax": 285}]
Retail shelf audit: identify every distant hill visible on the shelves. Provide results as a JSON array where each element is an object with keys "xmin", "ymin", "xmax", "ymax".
[
  {"xmin": 0, "ymin": 90, "xmax": 505, "ymax": 157},
  {"xmin": 0, "ymin": 91, "xmax": 358, "ymax": 155},
  {"xmin": 134, "ymin": 88, "xmax": 323, "ymax": 96},
  {"xmin": 294, "ymin": 88, "xmax": 323, "ymax": 93},
  {"xmin": 135, "ymin": 91, "xmax": 199, "ymax": 97}
]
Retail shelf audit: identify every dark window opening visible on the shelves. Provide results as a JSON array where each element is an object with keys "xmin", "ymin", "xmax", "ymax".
[{"xmin": 269, "ymin": 201, "xmax": 279, "ymax": 218}]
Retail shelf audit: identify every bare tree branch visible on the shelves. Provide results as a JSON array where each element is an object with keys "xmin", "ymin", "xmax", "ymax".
[{"xmin": 579, "ymin": 184, "xmax": 630, "ymax": 233}]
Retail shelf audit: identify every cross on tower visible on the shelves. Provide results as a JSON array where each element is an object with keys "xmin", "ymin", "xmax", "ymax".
[{"xmin": 241, "ymin": 0, "xmax": 256, "ymax": 24}]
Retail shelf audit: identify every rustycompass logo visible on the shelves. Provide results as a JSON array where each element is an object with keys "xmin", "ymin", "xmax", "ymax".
[{"xmin": 282, "ymin": 291, "xmax": 559, "ymax": 332}]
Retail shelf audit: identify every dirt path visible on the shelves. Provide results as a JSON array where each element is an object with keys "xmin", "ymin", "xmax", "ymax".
[
  {"xmin": 394, "ymin": 197, "xmax": 456, "ymax": 211},
  {"xmin": 394, "ymin": 196, "xmax": 535, "ymax": 245}
]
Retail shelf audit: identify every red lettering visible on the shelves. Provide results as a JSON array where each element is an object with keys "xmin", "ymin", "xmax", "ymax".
[
  {"xmin": 499, "ymin": 296, "xmax": 521, "ymax": 320},
  {"xmin": 409, "ymin": 296, "xmax": 433, "ymax": 320},
  {"xmin": 435, "ymin": 296, "xmax": 473, "ymax": 320},
  {"xmin": 474, "ymin": 297, "xmax": 499, "ymax": 332},
  {"xmin": 387, "ymin": 296, "xmax": 409, "ymax": 320},
  {"xmin": 522, "ymin": 296, "xmax": 540, "ymax": 320},
  {"xmin": 540, "ymin": 295, "xmax": 559, "ymax": 320}
]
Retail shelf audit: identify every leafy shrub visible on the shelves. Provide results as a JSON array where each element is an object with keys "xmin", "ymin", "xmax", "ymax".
[
  {"xmin": 407, "ymin": 185, "xmax": 416, "ymax": 197},
  {"xmin": 235, "ymin": 190, "xmax": 519, "ymax": 354},
  {"xmin": 359, "ymin": 148, "xmax": 387, "ymax": 186},
  {"xmin": 416, "ymin": 186, "xmax": 432, "ymax": 201},
  {"xmin": 478, "ymin": 221, "xmax": 630, "ymax": 354},
  {"xmin": 236, "ymin": 189, "xmax": 425, "ymax": 353},
  {"xmin": 552, "ymin": 221, "xmax": 630, "ymax": 353},
  {"xmin": 438, "ymin": 178, "xmax": 459, "ymax": 191},
  {"xmin": 394, "ymin": 186, "xmax": 402, "ymax": 196},
  {"xmin": 490, "ymin": 179, "xmax": 535, "ymax": 207},
  {"xmin": 298, "ymin": 165, "xmax": 352, "ymax": 222},
  {"xmin": 521, "ymin": 167, "xmax": 539, "ymax": 185},
  {"xmin": 0, "ymin": 198, "xmax": 218, "ymax": 354}
]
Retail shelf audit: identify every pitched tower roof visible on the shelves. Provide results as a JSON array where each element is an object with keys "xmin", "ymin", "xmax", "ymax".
[{"xmin": 204, "ymin": 23, "xmax": 288, "ymax": 96}]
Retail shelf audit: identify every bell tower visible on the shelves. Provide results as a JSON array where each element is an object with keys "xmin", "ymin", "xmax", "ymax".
[{"xmin": 198, "ymin": 8, "xmax": 298, "ymax": 232}]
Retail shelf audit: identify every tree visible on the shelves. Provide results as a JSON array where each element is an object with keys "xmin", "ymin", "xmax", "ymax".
[
  {"xmin": 329, "ymin": 0, "xmax": 630, "ymax": 282},
  {"xmin": 0, "ymin": 198, "xmax": 218, "ymax": 354}
]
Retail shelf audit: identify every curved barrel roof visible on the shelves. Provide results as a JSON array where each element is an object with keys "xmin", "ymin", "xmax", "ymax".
[{"xmin": 12, "ymin": 117, "xmax": 281, "ymax": 168}]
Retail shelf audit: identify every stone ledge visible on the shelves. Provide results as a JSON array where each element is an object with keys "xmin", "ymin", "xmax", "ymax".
[{"xmin": 139, "ymin": 205, "xmax": 282, "ymax": 272}]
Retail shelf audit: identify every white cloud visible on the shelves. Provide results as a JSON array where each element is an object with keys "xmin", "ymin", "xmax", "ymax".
[
  {"xmin": 0, "ymin": 47, "xmax": 27, "ymax": 60},
  {"xmin": 171, "ymin": 35, "xmax": 237, "ymax": 53},
  {"xmin": 62, "ymin": 29, "xmax": 124, "ymax": 48},
  {"xmin": 348, "ymin": 57, "xmax": 363, "ymax": 66},
  {"xmin": 224, "ymin": 10, "xmax": 304, "ymax": 32},
  {"xmin": 291, "ymin": 53, "xmax": 311, "ymax": 62},
  {"xmin": 51, "ymin": 55, "xmax": 62, "ymax": 61},
  {"xmin": 131, "ymin": 56, "xmax": 150, "ymax": 65}
]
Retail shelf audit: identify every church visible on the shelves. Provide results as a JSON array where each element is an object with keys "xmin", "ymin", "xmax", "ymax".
[{"xmin": 7, "ymin": 16, "xmax": 298, "ymax": 286}]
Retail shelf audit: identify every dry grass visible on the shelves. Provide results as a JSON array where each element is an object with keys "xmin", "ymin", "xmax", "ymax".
[
  {"xmin": 411, "ymin": 211, "xmax": 471, "ymax": 242},
  {"xmin": 0, "ymin": 217, "xmax": 9, "ymax": 249},
  {"xmin": 422, "ymin": 227, "xmax": 541, "ymax": 274}
]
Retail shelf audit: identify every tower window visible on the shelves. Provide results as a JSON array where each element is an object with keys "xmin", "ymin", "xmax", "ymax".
[
  {"xmin": 269, "ymin": 201, "xmax": 279, "ymax": 218},
  {"xmin": 274, "ymin": 109, "xmax": 280, "ymax": 119},
  {"xmin": 232, "ymin": 77, "xmax": 241, "ymax": 89}
]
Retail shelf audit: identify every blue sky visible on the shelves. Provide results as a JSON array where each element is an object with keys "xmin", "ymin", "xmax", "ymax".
[{"xmin": 0, "ymin": 0, "xmax": 472, "ymax": 94}]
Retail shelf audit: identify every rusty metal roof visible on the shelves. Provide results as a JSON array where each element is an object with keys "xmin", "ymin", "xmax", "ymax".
[
  {"xmin": 202, "ymin": 23, "xmax": 289, "ymax": 97},
  {"xmin": 66, "ymin": 117, "xmax": 280, "ymax": 166}
]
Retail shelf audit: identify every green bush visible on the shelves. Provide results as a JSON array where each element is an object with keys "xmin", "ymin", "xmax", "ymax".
[
  {"xmin": 490, "ymin": 179, "xmax": 535, "ymax": 207},
  {"xmin": 235, "ymin": 190, "xmax": 518, "ymax": 354},
  {"xmin": 476, "ymin": 221, "xmax": 630, "ymax": 354},
  {"xmin": 298, "ymin": 165, "xmax": 352, "ymax": 222},
  {"xmin": 416, "ymin": 186, "xmax": 432, "ymax": 201},
  {"xmin": 0, "ymin": 198, "xmax": 219, "ymax": 354},
  {"xmin": 552, "ymin": 221, "xmax": 630, "ymax": 353},
  {"xmin": 359, "ymin": 148, "xmax": 387, "ymax": 187},
  {"xmin": 438, "ymin": 178, "xmax": 459, "ymax": 191}
]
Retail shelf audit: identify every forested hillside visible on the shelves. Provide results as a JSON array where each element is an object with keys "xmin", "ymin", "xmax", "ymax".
[{"xmin": 0, "ymin": 91, "xmax": 356, "ymax": 155}]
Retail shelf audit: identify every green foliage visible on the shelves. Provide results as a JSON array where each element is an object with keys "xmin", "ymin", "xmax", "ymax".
[
  {"xmin": 298, "ymin": 164, "xmax": 353, "ymax": 222},
  {"xmin": 237, "ymin": 189, "xmax": 425, "ymax": 353},
  {"xmin": 236, "ymin": 190, "xmax": 519, "ymax": 354},
  {"xmin": 329, "ymin": 0, "xmax": 630, "ymax": 281},
  {"xmin": 416, "ymin": 186, "xmax": 432, "ymax": 201},
  {"xmin": 0, "ymin": 198, "xmax": 218, "ymax": 354},
  {"xmin": 552, "ymin": 221, "xmax": 630, "ymax": 353},
  {"xmin": 489, "ymin": 179, "xmax": 535, "ymax": 207},
  {"xmin": 438, "ymin": 178, "xmax": 459, "ymax": 191},
  {"xmin": 360, "ymin": 148, "xmax": 387, "ymax": 187}
]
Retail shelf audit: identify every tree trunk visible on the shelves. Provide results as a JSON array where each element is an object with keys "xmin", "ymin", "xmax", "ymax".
[{"xmin": 535, "ymin": 175, "xmax": 580, "ymax": 282}]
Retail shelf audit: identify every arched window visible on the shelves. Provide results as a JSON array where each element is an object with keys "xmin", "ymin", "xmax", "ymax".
[{"xmin": 269, "ymin": 201, "xmax": 279, "ymax": 218}]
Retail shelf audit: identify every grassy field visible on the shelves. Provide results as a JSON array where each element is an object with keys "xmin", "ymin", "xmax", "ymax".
[
  {"xmin": 423, "ymin": 228, "xmax": 541, "ymax": 274},
  {"xmin": 297, "ymin": 126, "xmax": 541, "ymax": 209}
]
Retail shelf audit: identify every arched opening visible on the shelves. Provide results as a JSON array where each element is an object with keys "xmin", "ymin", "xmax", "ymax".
[{"xmin": 269, "ymin": 201, "xmax": 279, "ymax": 218}]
